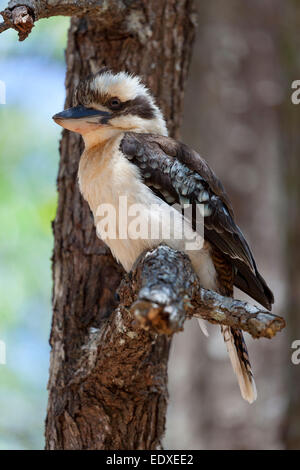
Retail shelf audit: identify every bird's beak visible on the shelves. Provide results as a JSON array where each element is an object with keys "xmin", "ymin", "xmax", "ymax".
[{"xmin": 52, "ymin": 106, "xmax": 112, "ymax": 133}]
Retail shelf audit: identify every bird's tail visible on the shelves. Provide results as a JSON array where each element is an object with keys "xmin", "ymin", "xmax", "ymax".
[
  {"xmin": 201, "ymin": 244, "xmax": 257, "ymax": 403},
  {"xmin": 197, "ymin": 318, "xmax": 209, "ymax": 337},
  {"xmin": 221, "ymin": 325, "xmax": 257, "ymax": 404}
]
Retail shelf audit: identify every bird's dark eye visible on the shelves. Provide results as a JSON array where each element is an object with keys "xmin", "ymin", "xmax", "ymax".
[{"xmin": 108, "ymin": 97, "xmax": 122, "ymax": 110}]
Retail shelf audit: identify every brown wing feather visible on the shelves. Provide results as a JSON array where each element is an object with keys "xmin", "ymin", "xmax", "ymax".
[{"xmin": 120, "ymin": 132, "xmax": 274, "ymax": 310}]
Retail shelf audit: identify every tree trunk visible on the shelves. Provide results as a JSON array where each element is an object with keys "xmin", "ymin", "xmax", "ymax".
[{"xmin": 45, "ymin": 0, "xmax": 196, "ymax": 450}]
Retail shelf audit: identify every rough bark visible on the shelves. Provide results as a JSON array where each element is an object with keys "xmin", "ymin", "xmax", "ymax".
[
  {"xmin": 48, "ymin": 242, "xmax": 284, "ymax": 450},
  {"xmin": 131, "ymin": 247, "xmax": 284, "ymax": 339},
  {"xmin": 42, "ymin": 0, "xmax": 196, "ymax": 450}
]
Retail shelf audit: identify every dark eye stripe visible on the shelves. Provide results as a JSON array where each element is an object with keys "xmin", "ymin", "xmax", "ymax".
[
  {"xmin": 121, "ymin": 96, "xmax": 156, "ymax": 120},
  {"xmin": 74, "ymin": 76, "xmax": 156, "ymax": 120}
]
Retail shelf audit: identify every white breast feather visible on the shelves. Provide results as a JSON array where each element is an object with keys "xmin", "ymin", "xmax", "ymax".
[{"xmin": 78, "ymin": 134, "xmax": 218, "ymax": 286}]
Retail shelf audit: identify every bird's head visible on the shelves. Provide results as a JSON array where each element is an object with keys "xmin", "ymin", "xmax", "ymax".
[{"xmin": 53, "ymin": 69, "xmax": 168, "ymax": 148}]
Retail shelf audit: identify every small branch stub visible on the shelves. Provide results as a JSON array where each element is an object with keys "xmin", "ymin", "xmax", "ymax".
[{"xmin": 1, "ymin": 6, "xmax": 34, "ymax": 40}]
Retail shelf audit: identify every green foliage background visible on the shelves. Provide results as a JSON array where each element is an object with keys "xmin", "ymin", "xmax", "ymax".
[{"xmin": 0, "ymin": 12, "xmax": 69, "ymax": 449}]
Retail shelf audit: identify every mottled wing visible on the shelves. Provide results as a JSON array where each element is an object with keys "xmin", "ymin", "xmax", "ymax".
[{"xmin": 120, "ymin": 132, "xmax": 274, "ymax": 310}]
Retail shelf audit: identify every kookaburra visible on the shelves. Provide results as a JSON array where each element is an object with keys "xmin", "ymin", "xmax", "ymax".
[{"xmin": 53, "ymin": 68, "xmax": 274, "ymax": 403}]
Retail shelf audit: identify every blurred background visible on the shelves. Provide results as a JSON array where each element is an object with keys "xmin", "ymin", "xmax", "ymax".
[{"xmin": 0, "ymin": 0, "xmax": 299, "ymax": 449}]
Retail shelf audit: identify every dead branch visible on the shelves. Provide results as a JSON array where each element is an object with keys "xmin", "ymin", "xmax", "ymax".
[
  {"xmin": 130, "ymin": 245, "xmax": 285, "ymax": 339},
  {"xmin": 0, "ymin": 0, "xmax": 131, "ymax": 40}
]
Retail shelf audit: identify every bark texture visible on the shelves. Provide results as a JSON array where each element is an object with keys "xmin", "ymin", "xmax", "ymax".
[
  {"xmin": 131, "ymin": 248, "xmax": 284, "ymax": 340},
  {"xmin": 47, "ymin": 239, "xmax": 284, "ymax": 450},
  {"xmin": 44, "ymin": 0, "xmax": 196, "ymax": 450}
]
